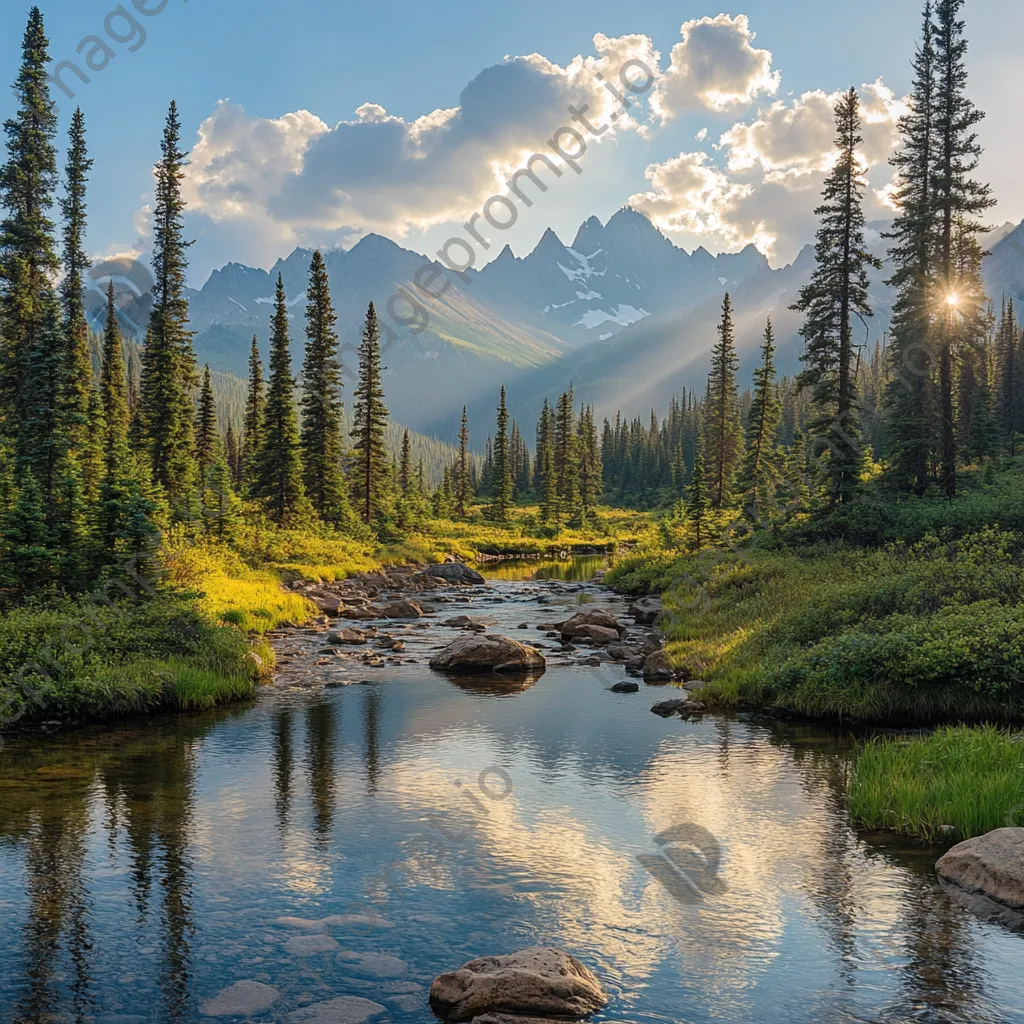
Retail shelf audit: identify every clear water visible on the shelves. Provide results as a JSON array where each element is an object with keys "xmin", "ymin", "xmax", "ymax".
[
  {"xmin": 474, "ymin": 554, "xmax": 611, "ymax": 582},
  {"xmin": 1, "ymin": 578, "xmax": 1023, "ymax": 1024}
]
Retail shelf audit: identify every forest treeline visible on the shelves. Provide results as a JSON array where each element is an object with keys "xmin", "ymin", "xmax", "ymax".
[{"xmin": 0, "ymin": 0, "xmax": 1020, "ymax": 605}]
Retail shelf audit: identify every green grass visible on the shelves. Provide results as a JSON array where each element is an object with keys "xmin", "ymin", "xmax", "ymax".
[
  {"xmin": 0, "ymin": 598, "xmax": 269, "ymax": 725},
  {"xmin": 607, "ymin": 522, "xmax": 1024, "ymax": 722},
  {"xmin": 849, "ymin": 726, "xmax": 1024, "ymax": 841}
]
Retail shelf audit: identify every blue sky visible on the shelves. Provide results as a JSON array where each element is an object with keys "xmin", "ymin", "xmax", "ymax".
[{"xmin": 3, "ymin": 0, "xmax": 1021, "ymax": 284}]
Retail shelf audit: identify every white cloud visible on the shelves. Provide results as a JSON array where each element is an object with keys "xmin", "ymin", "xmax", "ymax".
[
  {"xmin": 721, "ymin": 79, "xmax": 907, "ymax": 182},
  {"xmin": 633, "ymin": 79, "xmax": 908, "ymax": 264},
  {"xmin": 172, "ymin": 34, "xmax": 662, "ymax": 271},
  {"xmin": 653, "ymin": 14, "xmax": 779, "ymax": 118}
]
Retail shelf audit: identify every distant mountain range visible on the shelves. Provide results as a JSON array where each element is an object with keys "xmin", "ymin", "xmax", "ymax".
[{"xmin": 89, "ymin": 207, "xmax": 1024, "ymax": 445}]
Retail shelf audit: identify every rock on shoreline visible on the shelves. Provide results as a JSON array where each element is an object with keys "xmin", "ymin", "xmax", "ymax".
[{"xmin": 936, "ymin": 827, "xmax": 1024, "ymax": 927}]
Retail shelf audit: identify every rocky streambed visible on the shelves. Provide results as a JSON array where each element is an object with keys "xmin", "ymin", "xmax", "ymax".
[{"xmin": 267, "ymin": 562, "xmax": 679, "ymax": 697}]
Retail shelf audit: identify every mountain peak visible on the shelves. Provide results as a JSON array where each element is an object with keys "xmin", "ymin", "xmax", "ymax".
[{"xmin": 572, "ymin": 215, "xmax": 605, "ymax": 252}]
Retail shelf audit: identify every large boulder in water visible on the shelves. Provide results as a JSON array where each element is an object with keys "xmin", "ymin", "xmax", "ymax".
[
  {"xmin": 643, "ymin": 650, "xmax": 674, "ymax": 682},
  {"xmin": 429, "ymin": 947, "xmax": 606, "ymax": 1022},
  {"xmin": 430, "ymin": 635, "xmax": 545, "ymax": 674},
  {"xmin": 936, "ymin": 828, "xmax": 1024, "ymax": 917},
  {"xmin": 558, "ymin": 607, "xmax": 624, "ymax": 640},
  {"xmin": 376, "ymin": 599, "xmax": 424, "ymax": 619},
  {"xmin": 421, "ymin": 563, "xmax": 486, "ymax": 585}
]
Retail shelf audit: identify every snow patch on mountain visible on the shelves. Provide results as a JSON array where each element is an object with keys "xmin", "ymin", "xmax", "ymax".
[{"xmin": 575, "ymin": 304, "xmax": 649, "ymax": 329}]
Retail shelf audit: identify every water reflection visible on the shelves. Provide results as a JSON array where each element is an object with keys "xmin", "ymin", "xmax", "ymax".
[
  {"xmin": 1, "ymin": 647, "xmax": 1022, "ymax": 1023},
  {"xmin": 475, "ymin": 553, "xmax": 611, "ymax": 582}
]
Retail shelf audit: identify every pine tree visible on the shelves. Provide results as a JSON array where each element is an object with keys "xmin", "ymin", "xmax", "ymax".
[
  {"xmin": 885, "ymin": 3, "xmax": 938, "ymax": 494},
  {"xmin": 399, "ymin": 429, "xmax": 413, "ymax": 496},
  {"xmin": 253, "ymin": 276, "xmax": 308, "ymax": 525},
  {"xmin": 300, "ymin": 250, "xmax": 347, "ymax": 525},
  {"xmin": 98, "ymin": 281, "xmax": 158, "ymax": 561},
  {"xmin": 242, "ymin": 335, "xmax": 264, "ymax": 488},
  {"xmin": 577, "ymin": 404, "xmax": 602, "ymax": 524},
  {"xmin": 455, "ymin": 406, "xmax": 471, "ymax": 517},
  {"xmin": 705, "ymin": 294, "xmax": 744, "ymax": 507},
  {"xmin": 350, "ymin": 302, "xmax": 390, "ymax": 526},
  {"xmin": 792, "ymin": 88, "xmax": 882, "ymax": 506},
  {"xmin": 225, "ymin": 422, "xmax": 240, "ymax": 484},
  {"xmin": 554, "ymin": 387, "xmax": 579, "ymax": 522},
  {"xmin": 739, "ymin": 319, "xmax": 782, "ymax": 521},
  {"xmin": 688, "ymin": 442, "xmax": 710, "ymax": 550},
  {"xmin": 537, "ymin": 399, "xmax": 558, "ymax": 525},
  {"xmin": 196, "ymin": 365, "xmax": 217, "ymax": 487},
  {"xmin": 1, "ymin": 474, "xmax": 54, "ymax": 591},
  {"xmin": 932, "ymin": 0, "xmax": 995, "ymax": 496},
  {"xmin": 60, "ymin": 108, "xmax": 94, "ymax": 455},
  {"xmin": 0, "ymin": 7, "xmax": 60, "ymax": 432},
  {"xmin": 139, "ymin": 101, "xmax": 198, "ymax": 512},
  {"xmin": 489, "ymin": 386, "xmax": 513, "ymax": 521}
]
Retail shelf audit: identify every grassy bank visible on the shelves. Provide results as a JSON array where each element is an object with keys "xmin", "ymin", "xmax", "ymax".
[
  {"xmin": 849, "ymin": 726, "xmax": 1024, "ymax": 841},
  {"xmin": 0, "ymin": 504, "xmax": 650, "ymax": 729},
  {"xmin": 607, "ymin": 502, "xmax": 1024, "ymax": 724},
  {"xmin": 0, "ymin": 598, "xmax": 271, "ymax": 725}
]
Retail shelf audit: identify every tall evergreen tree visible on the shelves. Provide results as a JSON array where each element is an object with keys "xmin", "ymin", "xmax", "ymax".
[
  {"xmin": 139, "ymin": 102, "xmax": 198, "ymax": 511},
  {"xmin": 455, "ymin": 406, "xmax": 471, "ymax": 517},
  {"xmin": 489, "ymin": 386, "xmax": 513, "ymax": 521},
  {"xmin": 705, "ymin": 294, "xmax": 744, "ymax": 507},
  {"xmin": 300, "ymin": 250, "xmax": 347, "ymax": 524},
  {"xmin": 554, "ymin": 387, "xmax": 579, "ymax": 522},
  {"xmin": 60, "ymin": 108, "xmax": 94, "ymax": 452},
  {"xmin": 739, "ymin": 319, "xmax": 782, "ymax": 521},
  {"xmin": 885, "ymin": 3, "xmax": 939, "ymax": 494},
  {"xmin": 792, "ymin": 88, "xmax": 882, "ymax": 506},
  {"xmin": 932, "ymin": 0, "xmax": 995, "ymax": 496},
  {"xmin": 350, "ymin": 302, "xmax": 390, "ymax": 526},
  {"xmin": 0, "ymin": 7, "xmax": 59, "ymax": 432},
  {"xmin": 196, "ymin": 365, "xmax": 217, "ymax": 486},
  {"xmin": 577, "ymin": 404, "xmax": 602, "ymax": 523},
  {"xmin": 688, "ymin": 441, "xmax": 710, "ymax": 549},
  {"xmin": 399, "ymin": 429, "xmax": 413, "ymax": 496},
  {"xmin": 537, "ymin": 399, "xmax": 558, "ymax": 524},
  {"xmin": 242, "ymin": 335, "xmax": 264, "ymax": 487},
  {"xmin": 253, "ymin": 276, "xmax": 308, "ymax": 524}
]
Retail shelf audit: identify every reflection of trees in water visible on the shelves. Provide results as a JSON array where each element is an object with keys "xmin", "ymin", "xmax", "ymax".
[
  {"xmin": 363, "ymin": 688, "xmax": 382, "ymax": 795},
  {"xmin": 13, "ymin": 785, "xmax": 94, "ymax": 1024},
  {"xmin": 99, "ymin": 732, "xmax": 200, "ymax": 1023},
  {"xmin": 305, "ymin": 702, "xmax": 337, "ymax": 841},
  {"xmin": 272, "ymin": 708, "xmax": 295, "ymax": 834},
  {"xmin": 764, "ymin": 722, "xmax": 986, "ymax": 1016}
]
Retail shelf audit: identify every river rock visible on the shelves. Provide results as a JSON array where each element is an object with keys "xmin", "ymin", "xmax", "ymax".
[
  {"xmin": 328, "ymin": 629, "xmax": 368, "ymax": 646},
  {"xmin": 377, "ymin": 599, "xmax": 424, "ymax": 619},
  {"xmin": 201, "ymin": 980, "xmax": 280, "ymax": 1017},
  {"xmin": 936, "ymin": 828, "xmax": 1024, "ymax": 912},
  {"xmin": 288, "ymin": 996, "xmax": 387, "ymax": 1024},
  {"xmin": 569, "ymin": 624, "xmax": 620, "ymax": 645},
  {"xmin": 558, "ymin": 607, "xmax": 624, "ymax": 640},
  {"xmin": 429, "ymin": 947, "xmax": 607, "ymax": 1022},
  {"xmin": 651, "ymin": 698, "xmax": 706, "ymax": 718},
  {"xmin": 443, "ymin": 615, "xmax": 485, "ymax": 629},
  {"xmin": 306, "ymin": 591, "xmax": 344, "ymax": 615},
  {"xmin": 610, "ymin": 681, "xmax": 640, "ymax": 693},
  {"xmin": 643, "ymin": 650, "xmax": 674, "ymax": 681},
  {"xmin": 430, "ymin": 635, "xmax": 546, "ymax": 674},
  {"xmin": 342, "ymin": 605, "xmax": 379, "ymax": 620},
  {"xmin": 421, "ymin": 563, "xmax": 487, "ymax": 585},
  {"xmin": 629, "ymin": 596, "xmax": 663, "ymax": 624}
]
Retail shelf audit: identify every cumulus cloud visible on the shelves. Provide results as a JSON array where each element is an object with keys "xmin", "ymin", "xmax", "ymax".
[
  {"xmin": 174, "ymin": 33, "xmax": 662, "ymax": 270},
  {"xmin": 653, "ymin": 14, "xmax": 779, "ymax": 117},
  {"xmin": 721, "ymin": 79, "xmax": 907, "ymax": 181},
  {"xmin": 633, "ymin": 80, "xmax": 907, "ymax": 263}
]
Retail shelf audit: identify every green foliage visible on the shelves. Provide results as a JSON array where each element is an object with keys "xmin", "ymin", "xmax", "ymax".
[
  {"xmin": 252, "ymin": 275, "xmax": 309, "ymax": 526},
  {"xmin": 0, "ymin": 597, "xmax": 262, "ymax": 724},
  {"xmin": 705, "ymin": 294, "xmax": 743, "ymax": 507},
  {"xmin": 300, "ymin": 250, "xmax": 348, "ymax": 525},
  {"xmin": 849, "ymin": 726, "xmax": 1024, "ymax": 841},
  {"xmin": 349, "ymin": 301, "xmax": 391, "ymax": 527},
  {"xmin": 138, "ymin": 102, "xmax": 198, "ymax": 512}
]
